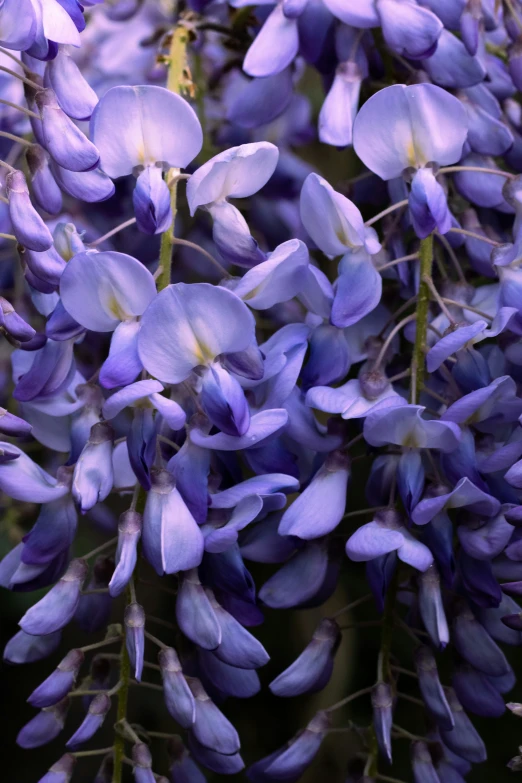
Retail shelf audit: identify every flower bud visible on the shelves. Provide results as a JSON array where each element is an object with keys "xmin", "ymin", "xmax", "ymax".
[
  {"xmin": 4, "ymin": 629, "xmax": 61, "ymax": 664},
  {"xmin": 418, "ymin": 565, "xmax": 449, "ymax": 648},
  {"xmin": 66, "ymin": 693, "xmax": 111, "ymax": 748},
  {"xmin": 188, "ymin": 677, "xmax": 240, "ymax": 755},
  {"xmin": 35, "ymin": 88, "xmax": 100, "ymax": 172},
  {"xmin": 93, "ymin": 754, "xmax": 113, "ymax": 783},
  {"xmin": 247, "ymin": 710, "xmax": 329, "ymax": 780},
  {"xmin": 187, "ymin": 732, "xmax": 245, "ymax": 775},
  {"xmin": 414, "ymin": 646, "xmax": 454, "ymax": 731},
  {"xmin": 452, "ymin": 600, "xmax": 510, "ymax": 676},
  {"xmin": 26, "ymin": 144, "xmax": 63, "ymax": 215},
  {"xmin": 46, "ymin": 46, "xmax": 98, "ymax": 121},
  {"xmin": 0, "ymin": 407, "xmax": 32, "ymax": 437},
  {"xmin": 372, "ymin": 682, "xmax": 393, "ymax": 763},
  {"xmin": 20, "ymin": 558, "xmax": 88, "ymax": 635},
  {"xmin": 125, "ymin": 602, "xmax": 145, "ymax": 681},
  {"xmin": 167, "ymin": 735, "xmax": 208, "ymax": 781},
  {"xmin": 159, "ymin": 647, "xmax": 196, "ymax": 728},
  {"xmin": 440, "ymin": 687, "xmax": 487, "ymax": 763},
  {"xmin": 359, "ymin": 368, "xmax": 391, "ymax": 401},
  {"xmin": 278, "ymin": 451, "xmax": 350, "ymax": 539},
  {"xmin": 143, "ymin": 469, "xmax": 204, "ymax": 575},
  {"xmin": 411, "ymin": 740, "xmax": 439, "ymax": 783},
  {"xmin": 53, "ymin": 222, "xmax": 85, "ymax": 261},
  {"xmin": 133, "ymin": 165, "xmax": 172, "ymax": 235},
  {"xmin": 37, "ymin": 753, "xmax": 76, "ymax": 783},
  {"xmin": 72, "ymin": 421, "xmax": 114, "ymax": 512},
  {"xmin": 208, "ymin": 591, "xmax": 269, "ymax": 669},
  {"xmin": 453, "ymin": 663, "xmax": 506, "ymax": 718},
  {"xmin": 132, "ymin": 742, "xmax": 155, "ymax": 783},
  {"xmin": 109, "ymin": 510, "xmax": 142, "ymax": 597},
  {"xmin": 6, "ymin": 169, "xmax": 53, "ymax": 251},
  {"xmin": 176, "ymin": 570, "xmax": 221, "ymax": 650},
  {"xmin": 270, "ymin": 617, "xmax": 341, "ymax": 697},
  {"xmin": 197, "ymin": 647, "xmax": 261, "ymax": 698},
  {"xmin": 20, "ymin": 245, "xmax": 66, "ymax": 291},
  {"xmin": 200, "ymin": 362, "xmax": 250, "ymax": 436},
  {"xmin": 28, "ymin": 648, "xmax": 84, "ymax": 708},
  {"xmin": 17, "ymin": 698, "xmax": 69, "ymax": 748},
  {"xmin": 0, "ymin": 296, "xmax": 36, "ymax": 342}
]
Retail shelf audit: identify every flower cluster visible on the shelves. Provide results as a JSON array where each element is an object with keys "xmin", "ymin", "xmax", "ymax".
[{"xmin": 2, "ymin": 0, "xmax": 522, "ymax": 782}]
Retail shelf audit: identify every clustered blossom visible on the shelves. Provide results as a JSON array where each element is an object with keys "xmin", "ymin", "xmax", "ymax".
[{"xmin": 3, "ymin": 0, "xmax": 522, "ymax": 782}]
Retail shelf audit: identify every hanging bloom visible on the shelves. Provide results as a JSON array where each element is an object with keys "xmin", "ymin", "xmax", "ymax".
[
  {"xmin": 45, "ymin": 45, "xmax": 98, "ymax": 121},
  {"xmin": 138, "ymin": 283, "xmax": 255, "ymax": 383},
  {"xmin": 20, "ymin": 559, "xmax": 88, "ymax": 635},
  {"xmin": 102, "ymin": 380, "xmax": 186, "ymax": 431},
  {"xmin": 142, "ymin": 470, "xmax": 204, "ymax": 576},
  {"xmin": 353, "ymin": 83, "xmax": 468, "ymax": 237},
  {"xmin": 278, "ymin": 451, "xmax": 349, "ymax": 538},
  {"xmin": 109, "ymin": 510, "xmax": 142, "ymax": 597},
  {"xmin": 269, "ymin": 618, "xmax": 341, "ymax": 697},
  {"xmin": 60, "ymin": 250, "xmax": 156, "ymax": 387},
  {"xmin": 6, "ymin": 170, "xmax": 53, "ymax": 252},
  {"xmin": 91, "ymin": 85, "xmax": 202, "ymax": 234},
  {"xmin": 346, "ymin": 509, "xmax": 433, "ymax": 571},
  {"xmin": 319, "ymin": 26, "xmax": 368, "ymax": 148},
  {"xmin": 364, "ymin": 400, "xmax": 461, "ymax": 452},
  {"xmin": 28, "ymin": 649, "xmax": 83, "ymax": 709},
  {"xmin": 323, "ymin": 0, "xmax": 443, "ymax": 60},
  {"xmin": 35, "ymin": 89, "xmax": 100, "ymax": 173},
  {"xmin": 300, "ymin": 172, "xmax": 382, "ymax": 327},
  {"xmin": 186, "ymin": 142, "xmax": 279, "ymax": 267}
]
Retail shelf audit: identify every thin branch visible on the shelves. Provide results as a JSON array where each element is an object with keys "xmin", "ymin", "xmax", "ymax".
[
  {"xmin": 0, "ymin": 64, "xmax": 42, "ymax": 91},
  {"xmin": 441, "ymin": 297, "xmax": 493, "ymax": 321},
  {"xmin": 89, "ymin": 218, "xmax": 137, "ymax": 247},
  {"xmin": 379, "ymin": 252, "xmax": 419, "ymax": 272},
  {"xmin": 171, "ymin": 236, "xmax": 232, "ymax": 278},
  {"xmin": 447, "ymin": 227, "xmax": 500, "ymax": 246},
  {"xmin": 0, "ymin": 131, "xmax": 32, "ymax": 147},
  {"xmin": 82, "ymin": 536, "xmax": 118, "ymax": 561},
  {"xmin": 330, "ymin": 593, "xmax": 373, "ymax": 620},
  {"xmin": 365, "ymin": 199, "xmax": 409, "ymax": 227},
  {"xmin": 439, "ymin": 165, "xmax": 514, "ymax": 179},
  {"xmin": 325, "ymin": 685, "xmax": 374, "ymax": 713},
  {"xmin": 0, "ymin": 97, "xmax": 39, "ymax": 120},
  {"xmin": 434, "ymin": 231, "xmax": 465, "ymax": 283},
  {"xmin": 373, "ymin": 313, "xmax": 417, "ymax": 370},
  {"xmin": 421, "ymin": 275, "xmax": 455, "ymax": 323}
]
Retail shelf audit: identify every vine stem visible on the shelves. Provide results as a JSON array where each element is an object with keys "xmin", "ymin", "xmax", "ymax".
[
  {"xmin": 370, "ymin": 238, "xmax": 432, "ymax": 774},
  {"xmin": 410, "ymin": 234, "xmax": 433, "ymax": 404},
  {"xmin": 157, "ymin": 26, "xmax": 192, "ymax": 292}
]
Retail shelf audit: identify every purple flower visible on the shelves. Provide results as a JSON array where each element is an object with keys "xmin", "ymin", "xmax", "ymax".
[
  {"xmin": 278, "ymin": 451, "xmax": 349, "ymax": 539},
  {"xmin": 20, "ymin": 558, "xmax": 88, "ymax": 635},
  {"xmin": 346, "ymin": 509, "xmax": 433, "ymax": 571}
]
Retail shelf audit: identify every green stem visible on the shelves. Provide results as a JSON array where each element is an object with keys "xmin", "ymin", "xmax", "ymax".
[
  {"xmin": 410, "ymin": 234, "xmax": 433, "ymax": 404},
  {"xmin": 157, "ymin": 26, "xmax": 192, "ymax": 292}
]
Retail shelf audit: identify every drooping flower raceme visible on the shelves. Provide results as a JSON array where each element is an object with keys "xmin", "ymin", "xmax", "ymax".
[
  {"xmin": 2, "ymin": 2, "xmax": 522, "ymax": 782},
  {"xmin": 353, "ymin": 82, "xmax": 469, "ymax": 237},
  {"xmin": 91, "ymin": 85, "xmax": 203, "ymax": 234}
]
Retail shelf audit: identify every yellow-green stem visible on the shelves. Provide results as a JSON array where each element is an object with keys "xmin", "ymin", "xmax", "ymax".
[
  {"xmin": 157, "ymin": 27, "xmax": 192, "ymax": 292},
  {"xmin": 368, "ymin": 236, "xmax": 433, "ymax": 776},
  {"xmin": 411, "ymin": 234, "xmax": 433, "ymax": 404}
]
